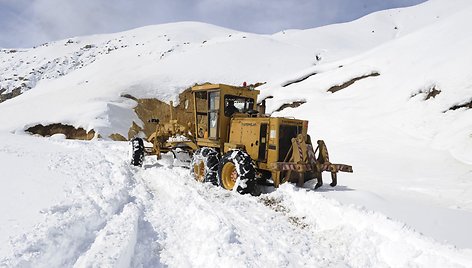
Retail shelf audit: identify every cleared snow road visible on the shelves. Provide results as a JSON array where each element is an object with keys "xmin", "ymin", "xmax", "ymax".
[{"xmin": 1, "ymin": 134, "xmax": 471, "ymax": 267}]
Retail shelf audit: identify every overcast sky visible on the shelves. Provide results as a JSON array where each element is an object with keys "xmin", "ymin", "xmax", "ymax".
[{"xmin": 0, "ymin": 0, "xmax": 426, "ymax": 48}]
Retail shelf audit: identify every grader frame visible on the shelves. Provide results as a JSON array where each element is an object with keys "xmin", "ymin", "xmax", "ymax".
[{"xmin": 134, "ymin": 83, "xmax": 352, "ymax": 191}]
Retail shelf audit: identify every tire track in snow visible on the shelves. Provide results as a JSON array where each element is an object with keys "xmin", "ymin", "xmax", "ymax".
[
  {"xmin": 73, "ymin": 203, "xmax": 140, "ymax": 268},
  {"xmin": 132, "ymin": 156, "xmax": 339, "ymax": 267},
  {"xmin": 70, "ymin": 144, "xmax": 158, "ymax": 268},
  {"xmin": 2, "ymin": 140, "xmax": 472, "ymax": 267},
  {"xmin": 67, "ymin": 142, "xmax": 166, "ymax": 267},
  {"xmin": 1, "ymin": 141, "xmax": 144, "ymax": 267},
  {"xmin": 132, "ymin": 153, "xmax": 472, "ymax": 267}
]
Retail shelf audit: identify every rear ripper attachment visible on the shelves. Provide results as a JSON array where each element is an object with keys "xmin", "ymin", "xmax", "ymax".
[
  {"xmin": 271, "ymin": 134, "xmax": 352, "ymax": 189},
  {"xmin": 129, "ymin": 83, "xmax": 353, "ymax": 194}
]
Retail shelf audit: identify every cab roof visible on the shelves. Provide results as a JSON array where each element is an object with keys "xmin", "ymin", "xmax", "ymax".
[{"xmin": 191, "ymin": 83, "xmax": 259, "ymax": 94}]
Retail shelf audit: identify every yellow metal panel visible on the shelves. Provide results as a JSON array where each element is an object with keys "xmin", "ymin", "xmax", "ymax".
[
  {"xmin": 224, "ymin": 142, "xmax": 245, "ymax": 152},
  {"xmin": 196, "ymin": 138, "xmax": 220, "ymax": 148},
  {"xmin": 228, "ymin": 118, "xmax": 257, "ymax": 159},
  {"xmin": 228, "ymin": 117, "xmax": 271, "ymax": 163},
  {"xmin": 192, "ymin": 84, "xmax": 221, "ymax": 91},
  {"xmin": 267, "ymin": 118, "xmax": 279, "ymax": 164}
]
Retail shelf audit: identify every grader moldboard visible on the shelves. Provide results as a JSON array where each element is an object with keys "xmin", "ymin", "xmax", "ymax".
[{"xmin": 130, "ymin": 83, "xmax": 352, "ymax": 195}]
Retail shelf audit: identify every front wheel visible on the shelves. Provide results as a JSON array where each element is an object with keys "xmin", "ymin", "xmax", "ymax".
[
  {"xmin": 190, "ymin": 147, "xmax": 220, "ymax": 185},
  {"xmin": 130, "ymin": 138, "xmax": 144, "ymax": 167},
  {"xmin": 218, "ymin": 150, "xmax": 257, "ymax": 195}
]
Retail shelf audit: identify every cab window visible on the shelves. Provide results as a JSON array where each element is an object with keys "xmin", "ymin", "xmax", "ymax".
[
  {"xmin": 208, "ymin": 91, "xmax": 220, "ymax": 139},
  {"xmin": 224, "ymin": 95, "xmax": 254, "ymax": 117},
  {"xmin": 194, "ymin": 91, "xmax": 208, "ymax": 138}
]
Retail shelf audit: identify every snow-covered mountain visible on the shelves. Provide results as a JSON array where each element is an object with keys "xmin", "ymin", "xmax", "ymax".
[{"xmin": 1, "ymin": 0, "xmax": 471, "ymax": 267}]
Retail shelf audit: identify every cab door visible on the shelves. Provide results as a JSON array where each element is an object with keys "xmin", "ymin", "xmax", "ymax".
[{"xmin": 258, "ymin": 123, "xmax": 268, "ymax": 162}]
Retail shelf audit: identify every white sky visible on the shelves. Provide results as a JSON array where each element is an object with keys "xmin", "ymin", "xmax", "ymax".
[{"xmin": 0, "ymin": 0, "xmax": 426, "ymax": 48}]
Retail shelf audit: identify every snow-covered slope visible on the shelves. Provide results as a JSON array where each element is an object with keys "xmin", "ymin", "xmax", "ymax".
[
  {"xmin": 1, "ymin": 0, "xmax": 469, "ymax": 138},
  {"xmin": 1, "ymin": 22, "xmax": 320, "ymax": 138},
  {"xmin": 259, "ymin": 0, "xmax": 472, "ymax": 248},
  {"xmin": 1, "ymin": 0, "xmax": 472, "ymax": 266},
  {"xmin": 262, "ymin": 0, "xmax": 472, "ymax": 163}
]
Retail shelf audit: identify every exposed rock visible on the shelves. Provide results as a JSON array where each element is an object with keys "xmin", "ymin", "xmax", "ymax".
[
  {"xmin": 26, "ymin": 123, "xmax": 96, "ymax": 140},
  {"xmin": 411, "ymin": 85, "xmax": 441, "ymax": 100},
  {"xmin": 327, "ymin": 72, "xmax": 380, "ymax": 93},
  {"xmin": 109, "ymin": 133, "xmax": 127, "ymax": 141},
  {"xmin": 425, "ymin": 86, "xmax": 441, "ymax": 100},
  {"xmin": 0, "ymin": 88, "xmax": 22, "ymax": 103},
  {"xmin": 447, "ymin": 99, "xmax": 472, "ymax": 112},
  {"xmin": 282, "ymin": 72, "xmax": 317, "ymax": 87},
  {"xmin": 275, "ymin": 100, "xmax": 306, "ymax": 112}
]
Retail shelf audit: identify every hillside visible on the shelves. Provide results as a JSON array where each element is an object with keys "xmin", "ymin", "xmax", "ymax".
[
  {"xmin": 0, "ymin": 0, "xmax": 471, "ymax": 266},
  {"xmin": 1, "ymin": 1, "xmax": 468, "ymax": 139}
]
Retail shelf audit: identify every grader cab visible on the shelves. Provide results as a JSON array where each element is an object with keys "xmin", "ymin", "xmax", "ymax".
[{"xmin": 130, "ymin": 83, "xmax": 352, "ymax": 195}]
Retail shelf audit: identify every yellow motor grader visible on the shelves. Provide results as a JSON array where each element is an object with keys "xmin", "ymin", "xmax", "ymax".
[{"xmin": 130, "ymin": 83, "xmax": 352, "ymax": 194}]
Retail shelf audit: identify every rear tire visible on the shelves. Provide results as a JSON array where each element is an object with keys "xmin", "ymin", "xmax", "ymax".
[
  {"xmin": 130, "ymin": 138, "xmax": 144, "ymax": 167},
  {"xmin": 190, "ymin": 147, "xmax": 220, "ymax": 185},
  {"xmin": 218, "ymin": 150, "xmax": 256, "ymax": 195}
]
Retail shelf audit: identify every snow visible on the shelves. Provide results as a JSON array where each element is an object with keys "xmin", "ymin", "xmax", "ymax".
[
  {"xmin": 0, "ymin": 22, "xmax": 316, "ymax": 138},
  {"xmin": 0, "ymin": 134, "xmax": 471, "ymax": 267},
  {"xmin": 1, "ymin": 0, "xmax": 472, "ymax": 266},
  {"xmin": 254, "ymin": 0, "xmax": 472, "ymax": 251}
]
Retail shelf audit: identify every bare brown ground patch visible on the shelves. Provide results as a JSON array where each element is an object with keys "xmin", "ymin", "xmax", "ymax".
[
  {"xmin": 282, "ymin": 72, "xmax": 317, "ymax": 87},
  {"xmin": 275, "ymin": 100, "xmax": 306, "ymax": 112},
  {"xmin": 425, "ymin": 86, "xmax": 441, "ymax": 100},
  {"xmin": 0, "ymin": 88, "xmax": 22, "ymax": 103},
  {"xmin": 26, "ymin": 123, "xmax": 96, "ymax": 140},
  {"xmin": 327, "ymin": 72, "xmax": 380, "ymax": 93},
  {"xmin": 411, "ymin": 85, "xmax": 441, "ymax": 100},
  {"xmin": 446, "ymin": 99, "xmax": 472, "ymax": 112}
]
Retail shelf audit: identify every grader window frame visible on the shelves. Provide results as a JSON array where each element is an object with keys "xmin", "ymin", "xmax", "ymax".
[
  {"xmin": 278, "ymin": 124, "xmax": 303, "ymax": 162},
  {"xmin": 193, "ymin": 89, "xmax": 221, "ymax": 140},
  {"xmin": 194, "ymin": 91, "xmax": 208, "ymax": 138},
  {"xmin": 223, "ymin": 95, "xmax": 255, "ymax": 117},
  {"xmin": 208, "ymin": 91, "xmax": 220, "ymax": 139}
]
